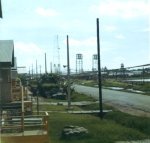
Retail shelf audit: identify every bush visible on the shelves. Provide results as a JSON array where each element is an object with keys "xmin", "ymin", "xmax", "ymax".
[{"xmin": 39, "ymin": 83, "xmax": 59, "ymax": 97}]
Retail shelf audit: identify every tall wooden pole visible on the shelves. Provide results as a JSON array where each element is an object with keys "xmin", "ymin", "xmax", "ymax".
[
  {"xmin": 45, "ymin": 53, "xmax": 47, "ymax": 74},
  {"xmin": 50, "ymin": 62, "xmax": 52, "ymax": 73},
  {"xmin": 21, "ymin": 86, "xmax": 24, "ymax": 134},
  {"xmin": 32, "ymin": 64, "xmax": 33, "ymax": 79},
  {"xmin": 36, "ymin": 60, "xmax": 38, "ymax": 78},
  {"xmin": 0, "ymin": 0, "xmax": 2, "ymax": 18},
  {"xmin": 67, "ymin": 35, "xmax": 71, "ymax": 108},
  {"xmin": 96, "ymin": 18, "xmax": 103, "ymax": 119},
  {"xmin": 40, "ymin": 65, "xmax": 41, "ymax": 76}
]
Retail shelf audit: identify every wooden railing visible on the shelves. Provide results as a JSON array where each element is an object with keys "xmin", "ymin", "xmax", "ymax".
[
  {"xmin": 12, "ymin": 86, "xmax": 28, "ymax": 101},
  {"xmin": 1, "ymin": 112, "xmax": 49, "ymax": 135}
]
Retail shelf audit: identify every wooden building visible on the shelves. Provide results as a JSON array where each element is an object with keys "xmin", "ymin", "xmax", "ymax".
[{"xmin": 0, "ymin": 40, "xmax": 14, "ymax": 104}]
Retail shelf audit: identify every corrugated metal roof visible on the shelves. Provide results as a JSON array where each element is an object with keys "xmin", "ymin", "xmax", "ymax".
[
  {"xmin": 11, "ymin": 57, "xmax": 17, "ymax": 70},
  {"xmin": 0, "ymin": 40, "xmax": 14, "ymax": 63}
]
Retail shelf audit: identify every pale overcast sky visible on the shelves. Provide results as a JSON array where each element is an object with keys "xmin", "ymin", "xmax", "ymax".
[{"xmin": 0, "ymin": 0, "xmax": 150, "ymax": 73}]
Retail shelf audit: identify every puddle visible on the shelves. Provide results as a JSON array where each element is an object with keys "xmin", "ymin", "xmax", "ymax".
[
  {"xmin": 107, "ymin": 87, "xmax": 124, "ymax": 90},
  {"xmin": 127, "ymin": 89, "xmax": 144, "ymax": 94}
]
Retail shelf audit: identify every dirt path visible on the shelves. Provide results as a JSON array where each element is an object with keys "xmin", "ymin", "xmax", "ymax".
[
  {"xmin": 74, "ymin": 84, "xmax": 150, "ymax": 118},
  {"xmin": 104, "ymin": 101, "xmax": 150, "ymax": 117}
]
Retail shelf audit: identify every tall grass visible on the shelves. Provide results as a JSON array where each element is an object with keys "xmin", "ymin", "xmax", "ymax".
[
  {"xmin": 104, "ymin": 111, "xmax": 150, "ymax": 136},
  {"xmin": 48, "ymin": 113, "xmax": 149, "ymax": 143}
]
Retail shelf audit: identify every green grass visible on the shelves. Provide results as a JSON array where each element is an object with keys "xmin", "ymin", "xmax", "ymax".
[
  {"xmin": 132, "ymin": 83, "xmax": 150, "ymax": 93},
  {"xmin": 78, "ymin": 102, "xmax": 112, "ymax": 110},
  {"xmin": 41, "ymin": 91, "xmax": 97, "ymax": 102},
  {"xmin": 75, "ymin": 79, "xmax": 98, "ymax": 87},
  {"xmin": 75, "ymin": 79, "xmax": 150, "ymax": 95},
  {"xmin": 48, "ymin": 113, "xmax": 149, "ymax": 143},
  {"xmin": 33, "ymin": 104, "xmax": 81, "ymax": 111},
  {"xmin": 33, "ymin": 91, "xmax": 150, "ymax": 143},
  {"xmin": 104, "ymin": 111, "xmax": 150, "ymax": 136},
  {"xmin": 79, "ymin": 103, "xmax": 150, "ymax": 136},
  {"xmin": 71, "ymin": 92, "xmax": 97, "ymax": 102}
]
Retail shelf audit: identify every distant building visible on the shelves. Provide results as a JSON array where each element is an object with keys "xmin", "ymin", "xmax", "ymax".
[{"xmin": 0, "ymin": 40, "xmax": 14, "ymax": 103}]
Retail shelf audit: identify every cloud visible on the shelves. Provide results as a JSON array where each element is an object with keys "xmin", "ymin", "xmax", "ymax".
[
  {"xmin": 69, "ymin": 37, "xmax": 97, "ymax": 47},
  {"xmin": 115, "ymin": 34, "xmax": 126, "ymax": 40},
  {"xmin": 90, "ymin": 0, "xmax": 150, "ymax": 19},
  {"xmin": 14, "ymin": 42, "xmax": 44, "ymax": 67},
  {"xmin": 15, "ymin": 42, "xmax": 44, "ymax": 55},
  {"xmin": 35, "ymin": 7, "xmax": 60, "ymax": 17},
  {"xmin": 104, "ymin": 25, "xmax": 117, "ymax": 32},
  {"xmin": 140, "ymin": 28, "xmax": 150, "ymax": 32},
  {"xmin": 113, "ymin": 56, "xmax": 126, "ymax": 67}
]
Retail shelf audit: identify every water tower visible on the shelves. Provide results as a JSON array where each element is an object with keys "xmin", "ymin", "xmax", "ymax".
[
  {"xmin": 92, "ymin": 54, "xmax": 98, "ymax": 71},
  {"xmin": 76, "ymin": 54, "xmax": 83, "ymax": 73}
]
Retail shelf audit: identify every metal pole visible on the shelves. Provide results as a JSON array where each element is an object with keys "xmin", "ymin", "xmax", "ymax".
[
  {"xmin": 96, "ymin": 18, "xmax": 103, "ymax": 119},
  {"xmin": 67, "ymin": 35, "xmax": 71, "ymax": 109}
]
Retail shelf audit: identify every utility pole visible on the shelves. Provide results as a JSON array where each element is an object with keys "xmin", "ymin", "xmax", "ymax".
[
  {"xmin": 50, "ymin": 62, "xmax": 52, "ymax": 73},
  {"xmin": 45, "ymin": 53, "xmax": 47, "ymax": 74},
  {"xmin": 57, "ymin": 35, "xmax": 61, "ymax": 73},
  {"xmin": 36, "ymin": 60, "xmax": 38, "ymax": 78},
  {"xmin": 0, "ymin": 0, "xmax": 2, "ymax": 18},
  {"xmin": 96, "ymin": 18, "xmax": 103, "ymax": 119},
  {"xmin": 32, "ymin": 64, "xmax": 33, "ymax": 79},
  {"xmin": 67, "ymin": 35, "xmax": 71, "ymax": 109},
  {"xmin": 39, "ymin": 65, "xmax": 41, "ymax": 76},
  {"xmin": 37, "ymin": 90, "xmax": 39, "ymax": 115}
]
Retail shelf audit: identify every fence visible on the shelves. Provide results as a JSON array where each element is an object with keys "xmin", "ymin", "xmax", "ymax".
[{"xmin": 1, "ymin": 112, "xmax": 49, "ymax": 135}]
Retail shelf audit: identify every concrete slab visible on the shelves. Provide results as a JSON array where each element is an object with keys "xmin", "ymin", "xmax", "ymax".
[
  {"xmin": 1, "ymin": 130, "xmax": 47, "ymax": 136},
  {"xmin": 116, "ymin": 139, "xmax": 150, "ymax": 143}
]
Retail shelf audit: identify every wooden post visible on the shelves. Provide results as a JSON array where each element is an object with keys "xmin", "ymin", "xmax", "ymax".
[
  {"xmin": 45, "ymin": 53, "xmax": 47, "ymax": 74},
  {"xmin": 67, "ymin": 35, "xmax": 71, "ymax": 109},
  {"xmin": 21, "ymin": 86, "xmax": 24, "ymax": 135},
  {"xmin": 96, "ymin": 18, "xmax": 103, "ymax": 119}
]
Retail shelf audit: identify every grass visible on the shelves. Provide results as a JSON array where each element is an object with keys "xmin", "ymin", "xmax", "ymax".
[
  {"xmin": 33, "ymin": 91, "xmax": 150, "ymax": 143},
  {"xmin": 132, "ymin": 83, "xmax": 150, "ymax": 93},
  {"xmin": 103, "ymin": 79, "xmax": 129, "ymax": 88},
  {"xmin": 71, "ymin": 92, "xmax": 97, "ymax": 102},
  {"xmin": 40, "ymin": 91, "xmax": 97, "ymax": 102},
  {"xmin": 48, "ymin": 113, "xmax": 150, "ymax": 143},
  {"xmin": 104, "ymin": 111, "xmax": 150, "ymax": 136},
  {"xmin": 78, "ymin": 103, "xmax": 150, "ymax": 136},
  {"xmin": 75, "ymin": 79, "xmax": 98, "ymax": 87},
  {"xmin": 33, "ymin": 104, "xmax": 81, "ymax": 112},
  {"xmin": 75, "ymin": 79, "xmax": 150, "ymax": 95},
  {"xmin": 78, "ymin": 102, "xmax": 112, "ymax": 110}
]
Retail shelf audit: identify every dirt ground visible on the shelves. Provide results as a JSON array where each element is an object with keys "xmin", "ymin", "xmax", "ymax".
[{"xmin": 105, "ymin": 101, "xmax": 150, "ymax": 118}]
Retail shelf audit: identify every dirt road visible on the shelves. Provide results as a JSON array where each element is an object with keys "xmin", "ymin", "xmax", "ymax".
[{"xmin": 74, "ymin": 84, "xmax": 150, "ymax": 117}]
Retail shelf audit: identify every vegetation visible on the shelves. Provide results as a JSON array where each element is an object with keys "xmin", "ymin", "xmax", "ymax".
[
  {"xmin": 48, "ymin": 112, "xmax": 150, "ymax": 143},
  {"xmin": 33, "ymin": 104, "xmax": 81, "ymax": 112},
  {"xmin": 105, "ymin": 111, "xmax": 150, "ymax": 136},
  {"xmin": 75, "ymin": 79, "xmax": 150, "ymax": 95},
  {"xmin": 71, "ymin": 92, "xmax": 96, "ymax": 102},
  {"xmin": 31, "ymin": 89, "xmax": 150, "ymax": 143}
]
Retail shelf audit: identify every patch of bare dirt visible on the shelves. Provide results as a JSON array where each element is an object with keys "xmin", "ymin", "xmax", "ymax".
[{"xmin": 104, "ymin": 102, "xmax": 150, "ymax": 118}]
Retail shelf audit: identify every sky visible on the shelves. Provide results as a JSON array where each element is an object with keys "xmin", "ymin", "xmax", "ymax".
[{"xmin": 0, "ymin": 0, "xmax": 150, "ymax": 73}]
